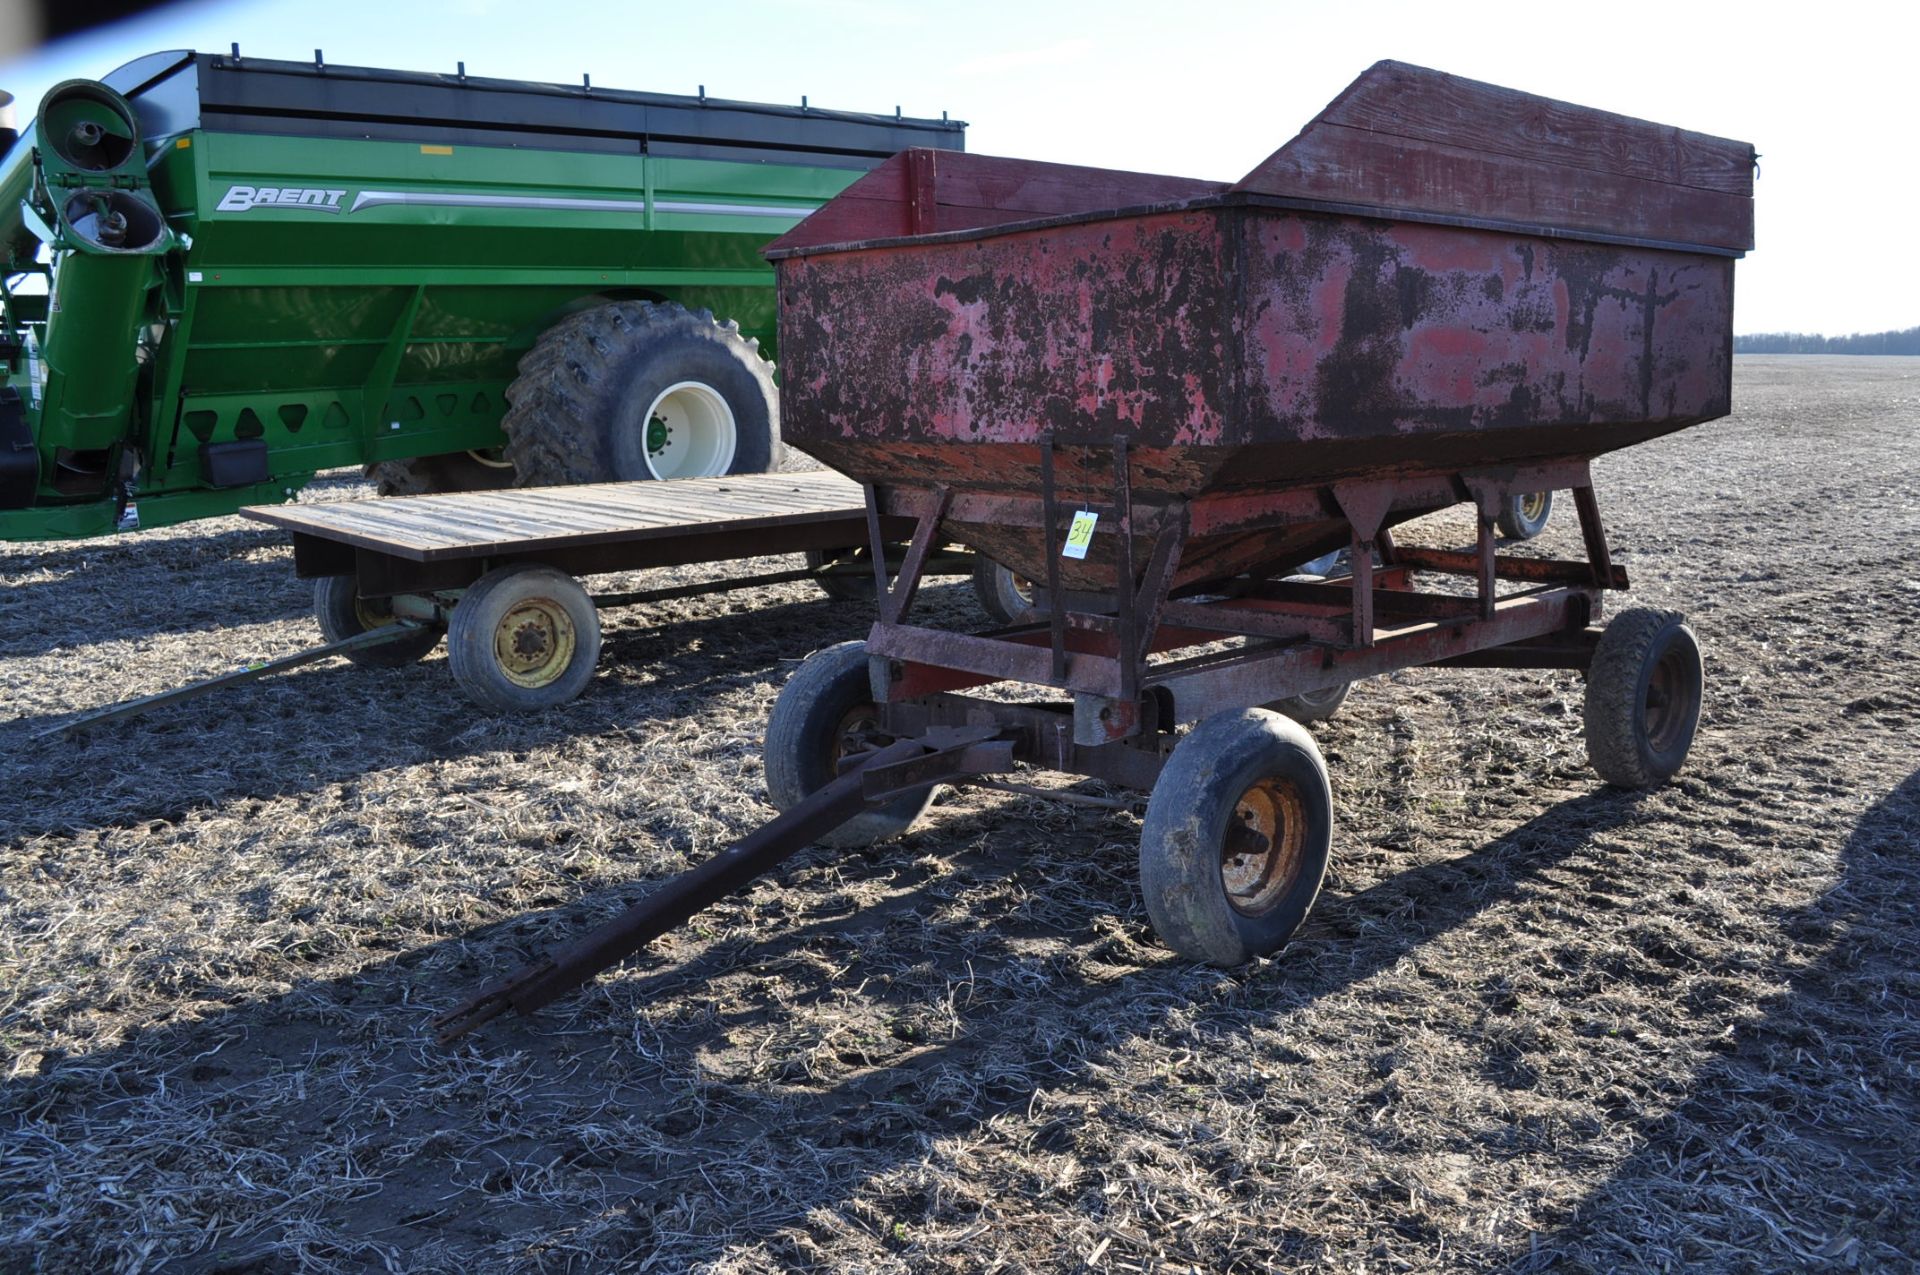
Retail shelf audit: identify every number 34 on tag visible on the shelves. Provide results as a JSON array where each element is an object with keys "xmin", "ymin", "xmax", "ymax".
[{"xmin": 1062, "ymin": 510, "xmax": 1098, "ymax": 560}]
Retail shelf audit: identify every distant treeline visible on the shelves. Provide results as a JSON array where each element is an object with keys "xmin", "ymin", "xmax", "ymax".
[{"xmin": 1735, "ymin": 327, "xmax": 1920, "ymax": 354}]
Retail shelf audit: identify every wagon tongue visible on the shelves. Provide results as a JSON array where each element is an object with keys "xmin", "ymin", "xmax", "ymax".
[{"xmin": 433, "ymin": 728, "xmax": 1011, "ymax": 1043}]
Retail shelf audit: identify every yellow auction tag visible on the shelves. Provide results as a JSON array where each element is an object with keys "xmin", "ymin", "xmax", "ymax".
[{"xmin": 1063, "ymin": 510, "xmax": 1098, "ymax": 559}]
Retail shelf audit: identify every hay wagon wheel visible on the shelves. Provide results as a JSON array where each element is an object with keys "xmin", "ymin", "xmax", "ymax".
[
  {"xmin": 312, "ymin": 575, "xmax": 442, "ymax": 668},
  {"xmin": 446, "ymin": 563, "xmax": 602, "ymax": 712}
]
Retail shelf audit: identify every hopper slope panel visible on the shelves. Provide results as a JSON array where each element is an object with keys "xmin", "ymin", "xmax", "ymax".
[{"xmin": 777, "ymin": 202, "xmax": 1734, "ymax": 501}]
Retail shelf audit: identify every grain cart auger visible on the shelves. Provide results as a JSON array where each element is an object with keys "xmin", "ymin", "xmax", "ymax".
[
  {"xmin": 437, "ymin": 62, "xmax": 1752, "ymax": 1042},
  {"xmin": 0, "ymin": 49, "xmax": 963, "ymax": 540}
]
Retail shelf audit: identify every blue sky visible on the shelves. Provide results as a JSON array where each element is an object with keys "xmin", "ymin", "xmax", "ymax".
[{"xmin": 4, "ymin": 0, "xmax": 1908, "ymax": 335}]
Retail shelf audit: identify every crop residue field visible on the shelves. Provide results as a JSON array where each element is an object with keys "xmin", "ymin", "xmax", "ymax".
[{"xmin": 2, "ymin": 356, "xmax": 1916, "ymax": 1272}]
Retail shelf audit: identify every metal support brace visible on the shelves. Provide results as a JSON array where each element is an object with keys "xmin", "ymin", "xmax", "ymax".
[
  {"xmin": 878, "ymin": 485, "xmax": 950, "ymax": 625},
  {"xmin": 1333, "ymin": 480, "xmax": 1393, "ymax": 650},
  {"xmin": 1111, "ymin": 435, "xmax": 1137, "ymax": 700},
  {"xmin": 1572, "ymin": 484, "xmax": 1615, "ymax": 590},
  {"xmin": 1040, "ymin": 435, "xmax": 1068, "ymax": 682},
  {"xmin": 862, "ymin": 481, "xmax": 890, "ymax": 599},
  {"xmin": 362, "ymin": 284, "xmax": 425, "ymax": 442}
]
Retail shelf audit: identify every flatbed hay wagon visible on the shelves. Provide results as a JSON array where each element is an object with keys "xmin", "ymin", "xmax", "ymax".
[{"xmin": 436, "ymin": 62, "xmax": 1754, "ymax": 1039}]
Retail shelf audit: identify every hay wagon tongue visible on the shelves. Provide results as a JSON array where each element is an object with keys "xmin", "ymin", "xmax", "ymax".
[{"xmin": 437, "ymin": 63, "xmax": 1753, "ymax": 1041}]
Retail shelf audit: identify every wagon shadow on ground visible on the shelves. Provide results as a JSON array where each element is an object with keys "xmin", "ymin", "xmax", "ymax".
[
  {"xmin": 0, "ymin": 778, "xmax": 1648, "ymax": 1269},
  {"xmin": 0, "ymin": 525, "xmax": 315, "ymax": 660},
  {"xmin": 1507, "ymin": 769, "xmax": 1920, "ymax": 1273},
  {"xmin": 0, "ymin": 585, "xmax": 970, "ymax": 844}
]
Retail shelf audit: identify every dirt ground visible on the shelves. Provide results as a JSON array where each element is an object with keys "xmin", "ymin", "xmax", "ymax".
[{"xmin": 1, "ymin": 355, "xmax": 1915, "ymax": 1274}]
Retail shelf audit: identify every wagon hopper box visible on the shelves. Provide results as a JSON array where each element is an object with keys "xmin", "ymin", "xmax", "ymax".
[
  {"xmin": 0, "ymin": 49, "xmax": 963, "ymax": 539},
  {"xmin": 439, "ymin": 61, "xmax": 1754, "ymax": 1039}
]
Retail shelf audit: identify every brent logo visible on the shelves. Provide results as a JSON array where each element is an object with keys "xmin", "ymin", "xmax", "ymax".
[{"xmin": 217, "ymin": 185, "xmax": 348, "ymax": 213}]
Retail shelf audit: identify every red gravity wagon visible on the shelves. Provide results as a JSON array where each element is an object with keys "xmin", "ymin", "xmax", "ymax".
[{"xmin": 440, "ymin": 61, "xmax": 1754, "ymax": 1039}]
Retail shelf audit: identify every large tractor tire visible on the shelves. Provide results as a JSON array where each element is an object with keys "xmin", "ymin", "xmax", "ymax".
[
  {"xmin": 502, "ymin": 301, "xmax": 781, "ymax": 486},
  {"xmin": 369, "ymin": 450, "xmax": 518, "ymax": 497}
]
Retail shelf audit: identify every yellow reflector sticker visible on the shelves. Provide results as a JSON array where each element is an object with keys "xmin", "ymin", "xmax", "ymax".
[
  {"xmin": 420, "ymin": 144, "xmax": 454, "ymax": 155},
  {"xmin": 175, "ymin": 138, "xmax": 191, "ymax": 149}
]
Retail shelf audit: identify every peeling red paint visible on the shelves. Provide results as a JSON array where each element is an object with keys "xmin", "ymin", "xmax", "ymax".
[{"xmin": 774, "ymin": 193, "xmax": 1735, "ymax": 590}]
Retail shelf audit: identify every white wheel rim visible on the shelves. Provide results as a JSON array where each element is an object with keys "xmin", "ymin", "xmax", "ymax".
[{"xmin": 641, "ymin": 381, "xmax": 737, "ymax": 480}]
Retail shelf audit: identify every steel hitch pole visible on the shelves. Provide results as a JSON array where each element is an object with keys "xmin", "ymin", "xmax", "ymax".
[
  {"xmin": 433, "ymin": 727, "xmax": 1011, "ymax": 1043},
  {"xmin": 34, "ymin": 621, "xmax": 431, "ymax": 740}
]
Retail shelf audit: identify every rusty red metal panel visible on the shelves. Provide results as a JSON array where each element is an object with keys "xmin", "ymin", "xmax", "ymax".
[
  {"xmin": 764, "ymin": 149, "xmax": 1227, "ymax": 256},
  {"xmin": 777, "ymin": 202, "xmax": 1733, "ymax": 590},
  {"xmin": 771, "ymin": 64, "xmax": 1749, "ymax": 594},
  {"xmin": 1236, "ymin": 60, "xmax": 1755, "ymax": 251}
]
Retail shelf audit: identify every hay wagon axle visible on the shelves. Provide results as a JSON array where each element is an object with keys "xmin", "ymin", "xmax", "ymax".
[{"xmin": 436, "ymin": 455, "xmax": 1701, "ymax": 1041}]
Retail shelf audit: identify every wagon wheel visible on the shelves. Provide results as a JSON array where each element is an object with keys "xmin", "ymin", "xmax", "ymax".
[
  {"xmin": 1584, "ymin": 607, "xmax": 1704, "ymax": 788},
  {"xmin": 970, "ymin": 557, "xmax": 1038, "ymax": 626},
  {"xmin": 1262, "ymin": 574, "xmax": 1351, "ymax": 723},
  {"xmin": 1268, "ymin": 680, "xmax": 1351, "ymax": 724},
  {"xmin": 447, "ymin": 564, "xmax": 602, "ymax": 712},
  {"xmin": 805, "ymin": 547, "xmax": 878, "ymax": 601},
  {"xmin": 1138, "ymin": 708, "xmax": 1334, "ymax": 965},
  {"xmin": 764, "ymin": 641, "xmax": 937, "ymax": 847},
  {"xmin": 1497, "ymin": 490, "xmax": 1554, "ymax": 539},
  {"xmin": 313, "ymin": 575, "xmax": 442, "ymax": 668}
]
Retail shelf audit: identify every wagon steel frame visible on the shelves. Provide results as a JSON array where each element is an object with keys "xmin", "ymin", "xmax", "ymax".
[
  {"xmin": 436, "ymin": 455, "xmax": 1623, "ymax": 1040},
  {"xmin": 856, "ymin": 440, "xmax": 1617, "ymax": 791}
]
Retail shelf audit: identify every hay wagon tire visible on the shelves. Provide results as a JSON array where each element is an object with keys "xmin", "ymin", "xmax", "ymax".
[
  {"xmin": 447, "ymin": 564, "xmax": 601, "ymax": 712},
  {"xmin": 765, "ymin": 641, "xmax": 936, "ymax": 847},
  {"xmin": 1584, "ymin": 607, "xmax": 1703, "ymax": 788},
  {"xmin": 1269, "ymin": 680, "xmax": 1351, "ymax": 724},
  {"xmin": 971, "ymin": 557, "xmax": 1038, "ymax": 626},
  {"xmin": 502, "ymin": 301, "xmax": 780, "ymax": 486},
  {"xmin": 1139, "ymin": 708, "xmax": 1334, "ymax": 965},
  {"xmin": 313, "ymin": 575, "xmax": 442, "ymax": 668},
  {"xmin": 804, "ymin": 547, "xmax": 877, "ymax": 602},
  {"xmin": 1497, "ymin": 490, "xmax": 1554, "ymax": 539}
]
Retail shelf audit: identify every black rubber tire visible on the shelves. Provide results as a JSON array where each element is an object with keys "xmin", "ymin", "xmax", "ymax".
[
  {"xmin": 1139, "ymin": 708, "xmax": 1334, "ymax": 965},
  {"xmin": 1497, "ymin": 490, "xmax": 1554, "ymax": 540},
  {"xmin": 446, "ymin": 564, "xmax": 602, "ymax": 712},
  {"xmin": 764, "ymin": 641, "xmax": 936, "ymax": 848},
  {"xmin": 805, "ymin": 548, "xmax": 878, "ymax": 602},
  {"xmin": 971, "ymin": 557, "xmax": 1037, "ymax": 626},
  {"xmin": 369, "ymin": 450, "xmax": 518, "ymax": 498},
  {"xmin": 1584, "ymin": 607, "xmax": 1704, "ymax": 788},
  {"xmin": 313, "ymin": 575, "xmax": 441, "ymax": 668},
  {"xmin": 1257, "ymin": 574, "xmax": 1351, "ymax": 723},
  {"xmin": 501, "ymin": 301, "xmax": 780, "ymax": 486},
  {"xmin": 1270, "ymin": 680, "xmax": 1351, "ymax": 724}
]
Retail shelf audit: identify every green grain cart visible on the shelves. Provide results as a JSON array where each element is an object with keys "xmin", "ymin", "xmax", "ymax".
[{"xmin": 0, "ymin": 49, "xmax": 964, "ymax": 540}]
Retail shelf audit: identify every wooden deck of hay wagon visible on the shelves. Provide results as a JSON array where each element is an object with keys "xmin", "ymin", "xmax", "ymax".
[{"xmin": 435, "ymin": 61, "xmax": 1754, "ymax": 1039}]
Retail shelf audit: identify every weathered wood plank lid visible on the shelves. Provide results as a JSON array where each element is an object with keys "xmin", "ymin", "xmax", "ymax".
[{"xmin": 1233, "ymin": 60, "xmax": 1755, "ymax": 253}]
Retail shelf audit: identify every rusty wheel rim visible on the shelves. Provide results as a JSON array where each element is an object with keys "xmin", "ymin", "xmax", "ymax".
[
  {"xmin": 493, "ymin": 597, "xmax": 576, "ymax": 689},
  {"xmin": 1643, "ymin": 643, "xmax": 1692, "ymax": 753},
  {"xmin": 352, "ymin": 594, "xmax": 395, "ymax": 631},
  {"xmin": 1519, "ymin": 491, "xmax": 1549, "ymax": 524},
  {"xmin": 1220, "ymin": 775, "xmax": 1308, "ymax": 916},
  {"xmin": 828, "ymin": 703, "xmax": 888, "ymax": 775}
]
